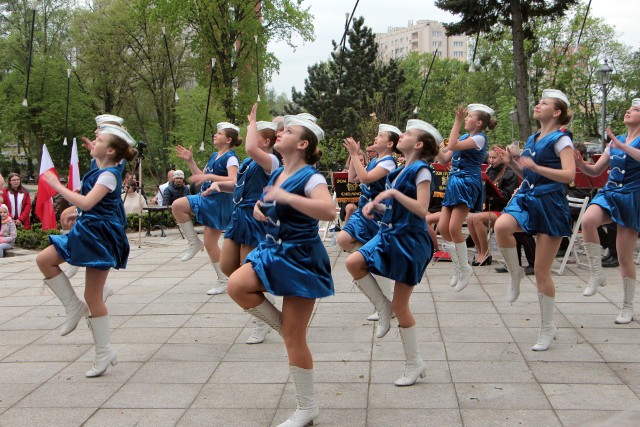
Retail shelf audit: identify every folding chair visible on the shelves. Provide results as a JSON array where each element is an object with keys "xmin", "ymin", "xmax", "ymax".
[
  {"xmin": 320, "ymin": 192, "xmax": 341, "ymax": 242},
  {"xmin": 554, "ymin": 195, "xmax": 590, "ymax": 275}
]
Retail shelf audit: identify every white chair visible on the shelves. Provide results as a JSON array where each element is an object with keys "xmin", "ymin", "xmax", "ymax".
[{"xmin": 554, "ymin": 195, "xmax": 590, "ymax": 275}]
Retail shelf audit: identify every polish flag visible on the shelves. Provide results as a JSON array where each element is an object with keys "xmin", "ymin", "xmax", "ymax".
[
  {"xmin": 35, "ymin": 144, "xmax": 59, "ymax": 230},
  {"xmin": 68, "ymin": 138, "xmax": 81, "ymax": 191}
]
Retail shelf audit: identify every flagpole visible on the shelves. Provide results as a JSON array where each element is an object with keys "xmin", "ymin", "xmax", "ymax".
[
  {"xmin": 413, "ymin": 48, "xmax": 438, "ymax": 117},
  {"xmin": 162, "ymin": 26, "xmax": 179, "ymax": 101},
  {"xmin": 63, "ymin": 69, "xmax": 71, "ymax": 146},
  {"xmin": 23, "ymin": 0, "xmax": 37, "ymax": 107},
  {"xmin": 201, "ymin": 58, "xmax": 216, "ymax": 151},
  {"xmin": 254, "ymin": 35, "xmax": 261, "ymax": 102}
]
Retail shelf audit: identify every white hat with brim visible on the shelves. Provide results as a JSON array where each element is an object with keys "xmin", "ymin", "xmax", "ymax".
[
  {"xmin": 283, "ymin": 115, "xmax": 325, "ymax": 142},
  {"xmin": 541, "ymin": 89, "xmax": 570, "ymax": 108},
  {"xmin": 99, "ymin": 124, "xmax": 136, "ymax": 146},
  {"xmin": 173, "ymin": 170, "xmax": 185, "ymax": 179},
  {"xmin": 257, "ymin": 121, "xmax": 279, "ymax": 132},
  {"xmin": 95, "ymin": 114, "xmax": 124, "ymax": 126},
  {"xmin": 379, "ymin": 124, "xmax": 402, "ymax": 136},
  {"xmin": 467, "ymin": 103, "xmax": 495, "ymax": 116},
  {"xmin": 296, "ymin": 113, "xmax": 318, "ymax": 123},
  {"xmin": 632, "ymin": 99, "xmax": 640, "ymax": 107},
  {"xmin": 406, "ymin": 119, "xmax": 443, "ymax": 145},
  {"xmin": 217, "ymin": 122, "xmax": 240, "ymax": 133}
]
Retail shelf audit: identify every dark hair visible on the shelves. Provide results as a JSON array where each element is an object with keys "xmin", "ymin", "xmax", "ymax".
[
  {"xmin": 574, "ymin": 142, "xmax": 587, "ymax": 160},
  {"xmin": 415, "ymin": 131, "xmax": 438, "ymax": 162},
  {"xmin": 126, "ymin": 179, "xmax": 137, "ymax": 190},
  {"xmin": 223, "ymin": 128, "xmax": 243, "ymax": 147},
  {"xmin": 551, "ymin": 99, "xmax": 573, "ymax": 126},
  {"xmin": 5, "ymin": 173, "xmax": 25, "ymax": 193},
  {"xmin": 105, "ymin": 134, "xmax": 137, "ymax": 162},
  {"xmin": 387, "ymin": 131, "xmax": 401, "ymax": 154},
  {"xmin": 300, "ymin": 127, "xmax": 322, "ymax": 164},
  {"xmin": 476, "ymin": 111, "xmax": 498, "ymax": 131},
  {"xmin": 259, "ymin": 128, "xmax": 277, "ymax": 148}
]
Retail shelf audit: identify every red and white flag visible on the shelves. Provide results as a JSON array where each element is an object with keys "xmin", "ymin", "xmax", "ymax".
[
  {"xmin": 35, "ymin": 144, "xmax": 59, "ymax": 230},
  {"xmin": 68, "ymin": 138, "xmax": 81, "ymax": 192}
]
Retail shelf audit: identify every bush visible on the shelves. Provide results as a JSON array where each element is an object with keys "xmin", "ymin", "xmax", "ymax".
[
  {"xmin": 15, "ymin": 226, "xmax": 62, "ymax": 250},
  {"xmin": 125, "ymin": 210, "xmax": 176, "ymax": 232}
]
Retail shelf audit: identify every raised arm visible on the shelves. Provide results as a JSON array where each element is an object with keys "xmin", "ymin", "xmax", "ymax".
[
  {"xmin": 343, "ymin": 138, "xmax": 390, "ymax": 184},
  {"xmin": 246, "ymin": 103, "xmax": 276, "ymax": 173}
]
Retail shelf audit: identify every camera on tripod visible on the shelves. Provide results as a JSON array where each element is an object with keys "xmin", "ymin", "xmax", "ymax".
[{"xmin": 137, "ymin": 141, "xmax": 148, "ymax": 149}]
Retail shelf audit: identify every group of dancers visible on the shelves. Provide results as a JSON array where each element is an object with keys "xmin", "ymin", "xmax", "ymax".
[{"xmin": 34, "ymin": 91, "xmax": 640, "ymax": 427}]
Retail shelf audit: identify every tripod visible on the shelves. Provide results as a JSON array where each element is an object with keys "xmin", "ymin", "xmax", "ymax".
[{"xmin": 122, "ymin": 141, "xmax": 147, "ymax": 248}]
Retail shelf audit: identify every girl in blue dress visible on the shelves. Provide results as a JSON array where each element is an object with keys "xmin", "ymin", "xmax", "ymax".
[
  {"xmin": 171, "ymin": 123, "xmax": 240, "ymax": 295},
  {"xmin": 37, "ymin": 124, "xmax": 137, "ymax": 378},
  {"xmin": 346, "ymin": 119, "xmax": 439, "ymax": 387},
  {"xmin": 437, "ymin": 104, "xmax": 496, "ymax": 292},
  {"xmin": 227, "ymin": 116, "xmax": 335, "ymax": 427},
  {"xmin": 494, "ymin": 89, "xmax": 575, "ymax": 351},
  {"xmin": 212, "ymin": 104, "xmax": 281, "ymax": 344},
  {"xmin": 575, "ymin": 98, "xmax": 640, "ymax": 324}
]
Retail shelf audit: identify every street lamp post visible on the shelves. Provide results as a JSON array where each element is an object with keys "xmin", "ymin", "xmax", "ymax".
[
  {"xmin": 599, "ymin": 59, "xmax": 613, "ymax": 151},
  {"xmin": 509, "ymin": 109, "xmax": 518, "ymax": 142}
]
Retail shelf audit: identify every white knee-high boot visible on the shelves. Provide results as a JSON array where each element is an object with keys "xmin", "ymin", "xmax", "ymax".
[
  {"xmin": 44, "ymin": 272, "xmax": 89, "ymax": 336},
  {"xmin": 615, "ymin": 277, "xmax": 636, "ymax": 324},
  {"xmin": 531, "ymin": 293, "xmax": 557, "ymax": 351},
  {"xmin": 354, "ymin": 274, "xmax": 392, "ymax": 338},
  {"xmin": 207, "ymin": 262, "xmax": 228, "ymax": 295},
  {"xmin": 443, "ymin": 241, "xmax": 459, "ymax": 287},
  {"xmin": 499, "ymin": 246, "xmax": 525, "ymax": 303},
  {"xmin": 85, "ymin": 316, "xmax": 118, "ymax": 377},
  {"xmin": 244, "ymin": 298, "xmax": 282, "ymax": 336},
  {"xmin": 246, "ymin": 293, "xmax": 275, "ymax": 344},
  {"xmin": 367, "ymin": 276, "xmax": 395, "ymax": 321},
  {"xmin": 277, "ymin": 366, "xmax": 319, "ymax": 427},
  {"xmin": 179, "ymin": 220, "xmax": 204, "ymax": 262},
  {"xmin": 454, "ymin": 241, "xmax": 473, "ymax": 292},
  {"xmin": 394, "ymin": 326, "xmax": 427, "ymax": 386},
  {"xmin": 583, "ymin": 242, "xmax": 606, "ymax": 296}
]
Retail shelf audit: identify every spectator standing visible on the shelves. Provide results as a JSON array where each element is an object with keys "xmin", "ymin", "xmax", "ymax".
[
  {"xmin": 162, "ymin": 170, "xmax": 190, "ymax": 206},
  {"xmin": 1, "ymin": 173, "xmax": 32, "ymax": 229}
]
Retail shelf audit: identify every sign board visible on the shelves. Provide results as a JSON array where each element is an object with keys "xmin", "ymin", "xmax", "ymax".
[{"xmin": 332, "ymin": 172, "xmax": 361, "ymax": 203}]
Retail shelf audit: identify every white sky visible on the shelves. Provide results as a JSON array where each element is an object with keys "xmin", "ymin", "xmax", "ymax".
[{"xmin": 266, "ymin": 0, "xmax": 640, "ymax": 97}]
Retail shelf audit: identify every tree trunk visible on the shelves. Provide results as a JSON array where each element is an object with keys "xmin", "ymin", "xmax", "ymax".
[{"xmin": 510, "ymin": 0, "xmax": 532, "ymax": 141}]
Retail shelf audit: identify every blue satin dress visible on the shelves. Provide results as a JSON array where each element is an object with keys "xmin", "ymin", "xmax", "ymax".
[
  {"xmin": 590, "ymin": 135, "xmax": 640, "ymax": 233},
  {"xmin": 225, "ymin": 156, "xmax": 280, "ymax": 247},
  {"xmin": 442, "ymin": 133, "xmax": 486, "ymax": 212},
  {"xmin": 245, "ymin": 165, "xmax": 334, "ymax": 298},
  {"xmin": 358, "ymin": 160, "xmax": 434, "ymax": 286},
  {"xmin": 342, "ymin": 155, "xmax": 396, "ymax": 243},
  {"xmin": 503, "ymin": 129, "xmax": 573, "ymax": 236},
  {"xmin": 187, "ymin": 150, "xmax": 238, "ymax": 230},
  {"xmin": 50, "ymin": 166, "xmax": 129, "ymax": 270}
]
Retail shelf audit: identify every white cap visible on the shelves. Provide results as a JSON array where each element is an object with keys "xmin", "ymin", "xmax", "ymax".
[
  {"xmin": 173, "ymin": 170, "xmax": 185, "ymax": 179},
  {"xmin": 378, "ymin": 124, "xmax": 402, "ymax": 136},
  {"xmin": 256, "ymin": 121, "xmax": 279, "ymax": 132},
  {"xmin": 406, "ymin": 119, "xmax": 443, "ymax": 144},
  {"xmin": 217, "ymin": 122, "xmax": 240, "ymax": 133},
  {"xmin": 283, "ymin": 115, "xmax": 325, "ymax": 142},
  {"xmin": 99, "ymin": 124, "xmax": 136, "ymax": 146},
  {"xmin": 541, "ymin": 89, "xmax": 570, "ymax": 108},
  {"xmin": 296, "ymin": 113, "xmax": 317, "ymax": 123},
  {"xmin": 95, "ymin": 114, "xmax": 124, "ymax": 126},
  {"xmin": 631, "ymin": 99, "xmax": 640, "ymax": 107},
  {"xmin": 467, "ymin": 103, "xmax": 495, "ymax": 116}
]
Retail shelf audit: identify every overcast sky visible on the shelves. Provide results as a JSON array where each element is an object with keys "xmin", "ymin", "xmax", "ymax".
[{"xmin": 266, "ymin": 0, "xmax": 640, "ymax": 97}]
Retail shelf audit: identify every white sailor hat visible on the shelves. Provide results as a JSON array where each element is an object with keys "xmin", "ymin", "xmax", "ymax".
[
  {"xmin": 406, "ymin": 119, "xmax": 443, "ymax": 145},
  {"xmin": 217, "ymin": 122, "xmax": 240, "ymax": 133},
  {"xmin": 541, "ymin": 89, "xmax": 570, "ymax": 108},
  {"xmin": 378, "ymin": 124, "xmax": 402, "ymax": 136},
  {"xmin": 631, "ymin": 98, "xmax": 640, "ymax": 107},
  {"xmin": 256, "ymin": 121, "xmax": 279, "ymax": 132},
  {"xmin": 296, "ymin": 113, "xmax": 318, "ymax": 123},
  {"xmin": 467, "ymin": 103, "xmax": 495, "ymax": 116},
  {"xmin": 95, "ymin": 114, "xmax": 124, "ymax": 126},
  {"xmin": 283, "ymin": 115, "xmax": 325, "ymax": 142},
  {"xmin": 99, "ymin": 124, "xmax": 136, "ymax": 146}
]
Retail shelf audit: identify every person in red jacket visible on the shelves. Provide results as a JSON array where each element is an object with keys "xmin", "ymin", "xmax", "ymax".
[{"xmin": 1, "ymin": 173, "xmax": 32, "ymax": 230}]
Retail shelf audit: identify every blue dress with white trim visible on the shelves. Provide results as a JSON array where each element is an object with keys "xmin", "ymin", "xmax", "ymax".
[
  {"xmin": 358, "ymin": 160, "xmax": 434, "ymax": 286},
  {"xmin": 245, "ymin": 165, "xmax": 334, "ymax": 298},
  {"xmin": 590, "ymin": 135, "xmax": 640, "ymax": 233},
  {"xmin": 49, "ymin": 166, "xmax": 129, "ymax": 270},
  {"xmin": 442, "ymin": 133, "xmax": 486, "ymax": 212},
  {"xmin": 342, "ymin": 155, "xmax": 396, "ymax": 243},
  {"xmin": 187, "ymin": 150, "xmax": 238, "ymax": 230},
  {"xmin": 225, "ymin": 156, "xmax": 281, "ymax": 246},
  {"xmin": 503, "ymin": 129, "xmax": 573, "ymax": 236}
]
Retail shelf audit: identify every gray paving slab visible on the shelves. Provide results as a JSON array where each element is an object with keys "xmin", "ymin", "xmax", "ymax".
[{"xmin": 1, "ymin": 230, "xmax": 640, "ymax": 426}]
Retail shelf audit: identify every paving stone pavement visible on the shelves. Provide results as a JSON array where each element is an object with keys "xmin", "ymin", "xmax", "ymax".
[{"xmin": 1, "ymin": 229, "xmax": 639, "ymax": 426}]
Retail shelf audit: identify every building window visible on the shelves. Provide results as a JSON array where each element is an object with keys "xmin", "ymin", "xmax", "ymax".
[
  {"xmin": 432, "ymin": 30, "xmax": 442, "ymax": 37},
  {"xmin": 454, "ymin": 51, "xmax": 464, "ymax": 57},
  {"xmin": 453, "ymin": 41, "xmax": 463, "ymax": 47},
  {"xmin": 432, "ymin": 41, "xmax": 441, "ymax": 48}
]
